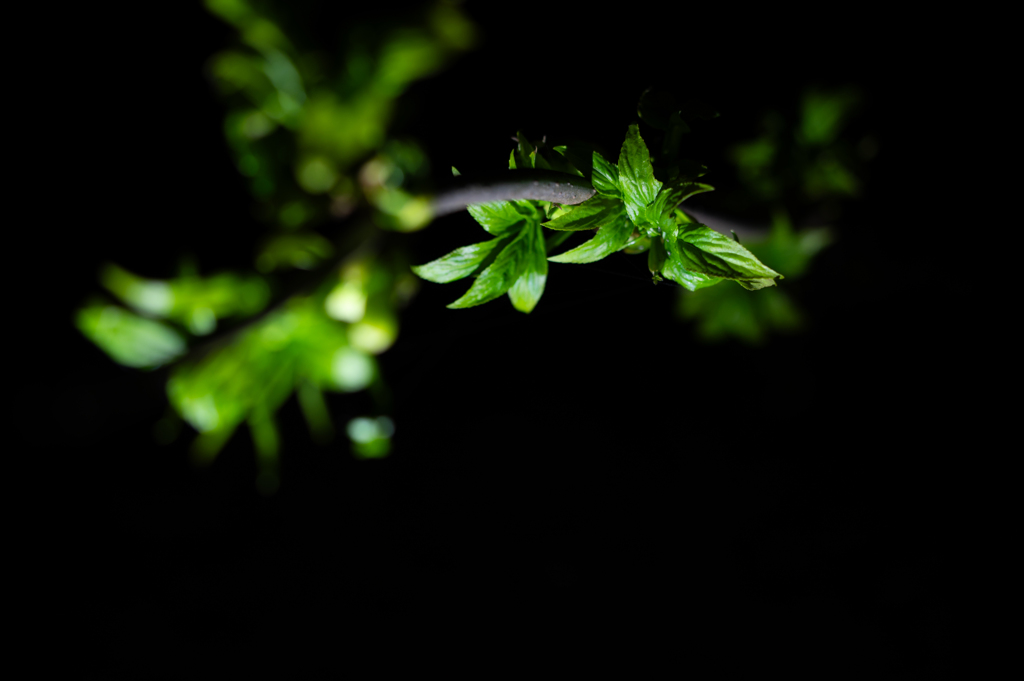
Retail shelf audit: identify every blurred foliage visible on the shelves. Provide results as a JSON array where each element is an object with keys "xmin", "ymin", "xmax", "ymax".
[
  {"xmin": 677, "ymin": 85, "xmax": 875, "ymax": 344},
  {"xmin": 75, "ymin": 0, "xmax": 476, "ymax": 491},
  {"xmin": 205, "ymin": 0, "xmax": 474, "ymax": 237},
  {"xmin": 730, "ymin": 86, "xmax": 868, "ymax": 205}
]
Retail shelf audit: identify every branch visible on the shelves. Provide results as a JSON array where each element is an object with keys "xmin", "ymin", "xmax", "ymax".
[
  {"xmin": 430, "ymin": 169, "xmax": 596, "ymax": 216},
  {"xmin": 430, "ymin": 170, "xmax": 768, "ymax": 241}
]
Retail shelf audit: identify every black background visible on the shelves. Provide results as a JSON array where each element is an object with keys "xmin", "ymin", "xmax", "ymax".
[{"xmin": 41, "ymin": 0, "xmax": 966, "ymax": 670}]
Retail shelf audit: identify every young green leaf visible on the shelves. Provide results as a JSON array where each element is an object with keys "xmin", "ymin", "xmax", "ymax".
[
  {"xmin": 671, "ymin": 223, "xmax": 782, "ymax": 282},
  {"xmin": 541, "ymin": 197, "xmax": 625, "ymax": 231},
  {"xmin": 508, "ymin": 221, "xmax": 548, "ymax": 313},
  {"xmin": 617, "ymin": 124, "xmax": 662, "ymax": 224},
  {"xmin": 548, "ymin": 211, "xmax": 634, "ymax": 264},
  {"xmin": 411, "ymin": 236, "xmax": 507, "ymax": 283},
  {"xmin": 591, "ymin": 151, "xmax": 621, "ymax": 199},
  {"xmin": 448, "ymin": 231, "xmax": 529, "ymax": 308},
  {"xmin": 467, "ymin": 200, "xmax": 537, "ymax": 236},
  {"xmin": 662, "ymin": 246, "xmax": 723, "ymax": 291}
]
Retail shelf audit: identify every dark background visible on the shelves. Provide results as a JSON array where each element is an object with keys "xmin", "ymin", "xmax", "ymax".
[{"xmin": 43, "ymin": 1, "xmax": 964, "ymax": 669}]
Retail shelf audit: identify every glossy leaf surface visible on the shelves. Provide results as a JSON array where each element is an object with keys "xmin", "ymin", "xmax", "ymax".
[
  {"xmin": 507, "ymin": 222, "xmax": 548, "ymax": 313},
  {"xmin": 541, "ymin": 197, "xmax": 625, "ymax": 231},
  {"xmin": 662, "ymin": 250, "xmax": 723, "ymax": 291},
  {"xmin": 617, "ymin": 124, "xmax": 662, "ymax": 224},
  {"xmin": 591, "ymin": 151, "xmax": 621, "ymax": 199},
  {"xmin": 411, "ymin": 237, "xmax": 507, "ymax": 283},
  {"xmin": 548, "ymin": 212, "xmax": 634, "ymax": 264},
  {"xmin": 448, "ymin": 231, "xmax": 528, "ymax": 308},
  {"xmin": 672, "ymin": 222, "xmax": 781, "ymax": 282},
  {"xmin": 467, "ymin": 200, "xmax": 537, "ymax": 236}
]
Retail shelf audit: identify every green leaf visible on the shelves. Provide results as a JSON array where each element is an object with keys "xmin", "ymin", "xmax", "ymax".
[
  {"xmin": 411, "ymin": 236, "xmax": 507, "ymax": 283},
  {"xmin": 467, "ymin": 200, "xmax": 537, "ymax": 236},
  {"xmin": 448, "ymin": 231, "xmax": 529, "ymax": 308},
  {"xmin": 622, "ymin": 234, "xmax": 651, "ymax": 254},
  {"xmin": 548, "ymin": 210, "xmax": 634, "ymax": 264},
  {"xmin": 617, "ymin": 124, "xmax": 662, "ymax": 224},
  {"xmin": 508, "ymin": 222, "xmax": 547, "ymax": 313},
  {"xmin": 662, "ymin": 246, "xmax": 723, "ymax": 291},
  {"xmin": 541, "ymin": 197, "xmax": 625, "ymax": 231},
  {"xmin": 591, "ymin": 151, "xmax": 621, "ymax": 199},
  {"xmin": 76, "ymin": 302, "xmax": 186, "ymax": 368},
  {"xmin": 671, "ymin": 223, "xmax": 782, "ymax": 282}
]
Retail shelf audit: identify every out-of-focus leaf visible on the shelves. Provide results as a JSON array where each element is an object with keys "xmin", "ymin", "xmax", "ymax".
[
  {"xmin": 541, "ymin": 197, "xmax": 625, "ymax": 231},
  {"xmin": 76, "ymin": 303, "xmax": 186, "ymax": 369},
  {"xmin": 256, "ymin": 232, "xmax": 334, "ymax": 272},
  {"xmin": 165, "ymin": 296, "xmax": 376, "ymax": 460},
  {"xmin": 296, "ymin": 156, "xmax": 339, "ymax": 193},
  {"xmin": 800, "ymin": 87, "xmax": 860, "ymax": 146},
  {"xmin": 347, "ymin": 416, "xmax": 394, "ymax": 458},
  {"xmin": 679, "ymin": 281, "xmax": 802, "ymax": 344},
  {"xmin": 746, "ymin": 211, "xmax": 833, "ymax": 279},
  {"xmin": 99, "ymin": 264, "xmax": 270, "ymax": 335}
]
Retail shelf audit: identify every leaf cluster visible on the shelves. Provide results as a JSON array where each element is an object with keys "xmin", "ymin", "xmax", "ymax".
[{"xmin": 413, "ymin": 124, "xmax": 782, "ymax": 311}]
